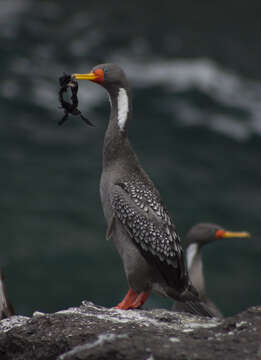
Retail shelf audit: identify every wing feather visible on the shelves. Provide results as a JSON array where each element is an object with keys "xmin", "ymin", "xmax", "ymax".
[{"xmin": 111, "ymin": 179, "xmax": 187, "ymax": 287}]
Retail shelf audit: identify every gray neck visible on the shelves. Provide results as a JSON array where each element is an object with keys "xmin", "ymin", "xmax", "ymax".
[
  {"xmin": 103, "ymin": 86, "xmax": 134, "ymax": 168},
  {"xmin": 186, "ymin": 243, "xmax": 206, "ymax": 296}
]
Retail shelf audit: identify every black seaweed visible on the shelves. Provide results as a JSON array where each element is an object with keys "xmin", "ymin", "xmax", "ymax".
[{"xmin": 58, "ymin": 73, "xmax": 94, "ymax": 126}]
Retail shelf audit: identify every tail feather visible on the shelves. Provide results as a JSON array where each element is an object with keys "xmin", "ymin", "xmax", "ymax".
[
  {"xmin": 182, "ymin": 300, "xmax": 216, "ymax": 318},
  {"xmin": 175, "ymin": 282, "xmax": 216, "ymax": 318}
]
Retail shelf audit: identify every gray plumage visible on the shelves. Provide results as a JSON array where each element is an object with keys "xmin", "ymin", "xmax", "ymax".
[
  {"xmin": 174, "ymin": 224, "xmax": 223, "ymax": 317},
  {"xmin": 0, "ymin": 270, "xmax": 15, "ymax": 319},
  {"xmin": 75, "ymin": 64, "xmax": 215, "ymax": 316},
  {"xmin": 174, "ymin": 223, "xmax": 249, "ymax": 318}
]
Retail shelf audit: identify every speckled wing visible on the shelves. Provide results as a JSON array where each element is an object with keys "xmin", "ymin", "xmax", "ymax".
[{"xmin": 111, "ymin": 178, "xmax": 187, "ymax": 287}]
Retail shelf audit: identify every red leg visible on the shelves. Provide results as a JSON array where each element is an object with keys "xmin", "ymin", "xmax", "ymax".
[
  {"xmin": 114, "ymin": 288, "xmax": 138, "ymax": 309},
  {"xmin": 129, "ymin": 291, "xmax": 150, "ymax": 309},
  {"xmin": 114, "ymin": 288, "xmax": 151, "ymax": 310}
]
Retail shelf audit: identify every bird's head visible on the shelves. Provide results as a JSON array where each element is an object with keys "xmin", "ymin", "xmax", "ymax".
[
  {"xmin": 73, "ymin": 63, "xmax": 129, "ymax": 92},
  {"xmin": 184, "ymin": 223, "xmax": 250, "ymax": 248}
]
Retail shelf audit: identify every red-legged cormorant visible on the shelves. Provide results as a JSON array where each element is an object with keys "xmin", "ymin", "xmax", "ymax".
[
  {"xmin": 174, "ymin": 223, "xmax": 250, "ymax": 317},
  {"xmin": 72, "ymin": 64, "xmax": 215, "ymax": 317}
]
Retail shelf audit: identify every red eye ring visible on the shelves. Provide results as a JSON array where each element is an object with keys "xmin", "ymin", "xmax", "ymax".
[
  {"xmin": 215, "ymin": 229, "xmax": 225, "ymax": 239},
  {"xmin": 93, "ymin": 68, "xmax": 105, "ymax": 84}
]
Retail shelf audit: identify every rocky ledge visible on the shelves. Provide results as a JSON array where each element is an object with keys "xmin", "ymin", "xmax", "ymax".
[{"xmin": 0, "ymin": 301, "xmax": 260, "ymax": 360}]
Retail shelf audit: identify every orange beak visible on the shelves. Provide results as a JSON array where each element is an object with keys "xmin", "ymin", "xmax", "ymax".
[
  {"xmin": 73, "ymin": 72, "xmax": 99, "ymax": 81},
  {"xmin": 215, "ymin": 229, "xmax": 250, "ymax": 239},
  {"xmin": 73, "ymin": 68, "xmax": 104, "ymax": 84}
]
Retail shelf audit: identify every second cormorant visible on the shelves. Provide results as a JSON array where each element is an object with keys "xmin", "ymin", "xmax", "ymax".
[{"xmin": 174, "ymin": 223, "xmax": 250, "ymax": 317}]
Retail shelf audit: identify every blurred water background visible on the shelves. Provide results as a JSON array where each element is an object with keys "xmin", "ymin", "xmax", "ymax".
[{"xmin": 0, "ymin": 0, "xmax": 260, "ymax": 316}]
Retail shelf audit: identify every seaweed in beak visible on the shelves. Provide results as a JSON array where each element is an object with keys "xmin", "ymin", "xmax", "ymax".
[{"xmin": 58, "ymin": 73, "xmax": 94, "ymax": 127}]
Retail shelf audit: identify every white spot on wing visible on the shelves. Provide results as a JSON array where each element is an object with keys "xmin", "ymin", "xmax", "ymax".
[
  {"xmin": 117, "ymin": 88, "xmax": 129, "ymax": 130},
  {"xmin": 186, "ymin": 243, "xmax": 198, "ymax": 271}
]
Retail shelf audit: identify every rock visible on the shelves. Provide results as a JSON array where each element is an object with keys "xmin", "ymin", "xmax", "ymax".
[{"xmin": 0, "ymin": 301, "xmax": 260, "ymax": 360}]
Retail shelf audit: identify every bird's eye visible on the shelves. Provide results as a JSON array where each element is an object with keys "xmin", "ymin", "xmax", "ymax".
[
  {"xmin": 94, "ymin": 68, "xmax": 104, "ymax": 76},
  {"xmin": 93, "ymin": 68, "xmax": 105, "ymax": 83}
]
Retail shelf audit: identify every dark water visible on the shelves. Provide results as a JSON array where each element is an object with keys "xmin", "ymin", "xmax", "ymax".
[{"xmin": 1, "ymin": 0, "xmax": 260, "ymax": 316}]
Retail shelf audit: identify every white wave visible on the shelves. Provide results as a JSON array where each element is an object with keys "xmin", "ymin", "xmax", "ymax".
[{"xmin": 209, "ymin": 115, "xmax": 252, "ymax": 140}]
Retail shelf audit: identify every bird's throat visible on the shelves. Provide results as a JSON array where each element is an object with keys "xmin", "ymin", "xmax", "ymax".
[
  {"xmin": 186, "ymin": 243, "xmax": 205, "ymax": 296},
  {"xmin": 103, "ymin": 86, "xmax": 133, "ymax": 167}
]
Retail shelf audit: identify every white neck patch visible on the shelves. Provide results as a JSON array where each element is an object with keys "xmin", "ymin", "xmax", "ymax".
[
  {"xmin": 117, "ymin": 88, "xmax": 129, "ymax": 131},
  {"xmin": 186, "ymin": 243, "xmax": 198, "ymax": 271}
]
